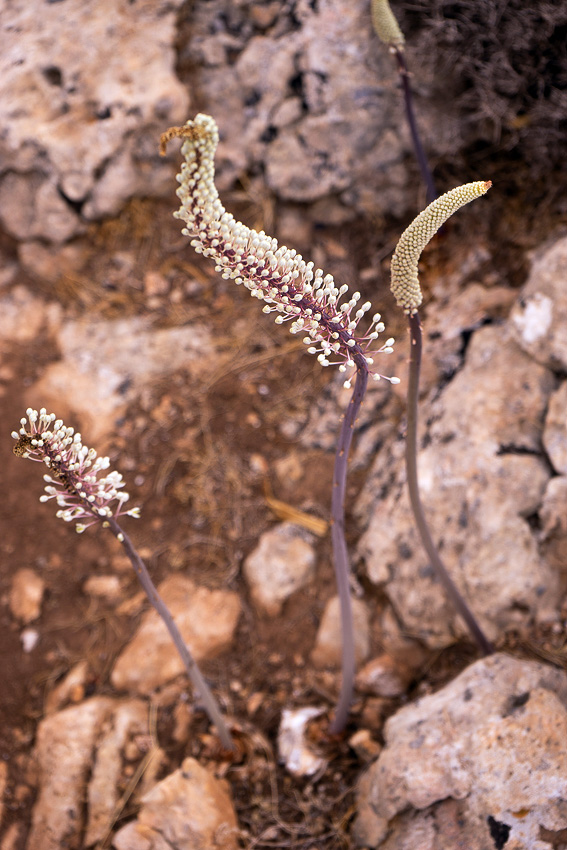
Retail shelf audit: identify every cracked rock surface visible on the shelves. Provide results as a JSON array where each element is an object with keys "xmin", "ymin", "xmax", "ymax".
[{"xmin": 354, "ymin": 653, "xmax": 567, "ymax": 849}]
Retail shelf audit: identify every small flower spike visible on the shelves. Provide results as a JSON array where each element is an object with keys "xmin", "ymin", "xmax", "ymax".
[
  {"xmin": 371, "ymin": 0, "xmax": 405, "ymax": 47},
  {"xmin": 12, "ymin": 408, "xmax": 140, "ymax": 532},
  {"xmin": 391, "ymin": 181, "xmax": 492, "ymax": 314},
  {"xmin": 162, "ymin": 114, "xmax": 398, "ymax": 389}
]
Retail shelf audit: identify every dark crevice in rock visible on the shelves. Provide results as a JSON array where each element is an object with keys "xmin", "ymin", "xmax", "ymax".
[
  {"xmin": 496, "ymin": 444, "xmax": 543, "ymax": 456},
  {"xmin": 502, "ymin": 690, "xmax": 530, "ymax": 716},
  {"xmin": 487, "ymin": 814, "xmax": 511, "ymax": 849},
  {"xmin": 57, "ymin": 186, "xmax": 86, "ymax": 215},
  {"xmin": 42, "ymin": 65, "xmax": 63, "ymax": 86}
]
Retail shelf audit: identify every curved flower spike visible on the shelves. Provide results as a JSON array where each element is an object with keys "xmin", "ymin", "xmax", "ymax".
[
  {"xmin": 12, "ymin": 408, "xmax": 140, "ymax": 533},
  {"xmin": 391, "ymin": 181, "xmax": 492, "ymax": 314},
  {"xmin": 162, "ymin": 114, "xmax": 398, "ymax": 388}
]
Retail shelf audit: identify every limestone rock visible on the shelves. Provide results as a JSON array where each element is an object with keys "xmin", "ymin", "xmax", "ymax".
[
  {"xmin": 354, "ymin": 653, "xmax": 567, "ymax": 849},
  {"xmin": 9, "ymin": 568, "xmax": 45, "ymax": 624},
  {"xmin": 84, "ymin": 575, "xmax": 122, "ymax": 601},
  {"xmin": 111, "ymin": 575, "xmax": 241, "ymax": 694},
  {"xmin": 243, "ymin": 522, "xmax": 316, "ymax": 616},
  {"xmin": 311, "ymin": 595, "xmax": 370, "ymax": 668},
  {"xmin": 356, "ymin": 654, "xmax": 411, "ymax": 698},
  {"xmin": 0, "ymin": 287, "xmax": 62, "ymax": 345},
  {"xmin": 0, "ymin": 0, "xmax": 188, "ymax": 242},
  {"xmin": 85, "ymin": 700, "xmax": 150, "ymax": 847},
  {"xmin": 543, "ymin": 380, "xmax": 567, "ymax": 474},
  {"xmin": 539, "ymin": 476, "xmax": 567, "ymax": 573},
  {"xmin": 30, "ymin": 316, "xmax": 213, "ymax": 443},
  {"xmin": 45, "ymin": 660, "xmax": 90, "ymax": 715},
  {"xmin": 511, "ymin": 236, "xmax": 567, "ymax": 371},
  {"xmin": 187, "ymin": 0, "xmax": 425, "ymax": 220},
  {"xmin": 27, "ymin": 697, "xmax": 115, "ymax": 850},
  {"xmin": 112, "ymin": 757, "xmax": 238, "ymax": 850},
  {"xmin": 28, "ymin": 697, "xmax": 151, "ymax": 850},
  {"xmin": 358, "ymin": 324, "xmax": 558, "ymax": 647}
]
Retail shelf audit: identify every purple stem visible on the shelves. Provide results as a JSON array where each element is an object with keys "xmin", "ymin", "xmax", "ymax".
[
  {"xmin": 328, "ymin": 365, "xmax": 369, "ymax": 734},
  {"xmin": 406, "ymin": 313, "xmax": 493, "ymax": 655},
  {"xmin": 394, "ymin": 47, "xmax": 437, "ymax": 205},
  {"xmin": 105, "ymin": 516, "xmax": 235, "ymax": 751}
]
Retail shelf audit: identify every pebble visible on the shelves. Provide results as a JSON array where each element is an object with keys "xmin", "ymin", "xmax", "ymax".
[{"xmin": 9, "ymin": 568, "xmax": 45, "ymax": 624}]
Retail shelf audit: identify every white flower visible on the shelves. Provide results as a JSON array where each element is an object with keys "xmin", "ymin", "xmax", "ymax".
[
  {"xmin": 12, "ymin": 408, "xmax": 140, "ymax": 532},
  {"xmin": 164, "ymin": 114, "xmax": 397, "ymax": 387}
]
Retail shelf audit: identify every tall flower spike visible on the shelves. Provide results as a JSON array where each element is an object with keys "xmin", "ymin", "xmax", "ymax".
[
  {"xmin": 162, "ymin": 114, "xmax": 398, "ymax": 389},
  {"xmin": 12, "ymin": 408, "xmax": 140, "ymax": 534},
  {"xmin": 391, "ymin": 181, "xmax": 492, "ymax": 314}
]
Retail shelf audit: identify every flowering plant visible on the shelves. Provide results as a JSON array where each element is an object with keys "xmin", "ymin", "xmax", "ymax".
[
  {"xmin": 12, "ymin": 408, "xmax": 140, "ymax": 535},
  {"xmin": 12, "ymin": 407, "xmax": 234, "ymax": 751},
  {"xmin": 162, "ymin": 115, "xmax": 401, "ymax": 732}
]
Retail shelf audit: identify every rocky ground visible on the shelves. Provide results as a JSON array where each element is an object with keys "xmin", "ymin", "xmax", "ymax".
[{"xmin": 1, "ymin": 1, "xmax": 567, "ymax": 849}]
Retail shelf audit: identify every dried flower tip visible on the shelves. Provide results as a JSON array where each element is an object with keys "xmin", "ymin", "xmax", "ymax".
[
  {"xmin": 171, "ymin": 113, "xmax": 398, "ymax": 386},
  {"xmin": 390, "ymin": 181, "xmax": 492, "ymax": 315},
  {"xmin": 371, "ymin": 0, "xmax": 405, "ymax": 47},
  {"xmin": 12, "ymin": 408, "xmax": 140, "ymax": 532}
]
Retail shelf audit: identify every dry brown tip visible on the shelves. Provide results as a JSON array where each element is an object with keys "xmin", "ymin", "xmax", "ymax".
[{"xmin": 159, "ymin": 124, "xmax": 207, "ymax": 156}]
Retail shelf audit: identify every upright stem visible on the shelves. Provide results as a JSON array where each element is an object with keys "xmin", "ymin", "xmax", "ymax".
[
  {"xmin": 405, "ymin": 313, "xmax": 493, "ymax": 655},
  {"xmin": 394, "ymin": 47, "xmax": 437, "ymax": 205},
  {"xmin": 106, "ymin": 517, "xmax": 235, "ymax": 751},
  {"xmin": 329, "ymin": 365, "xmax": 369, "ymax": 734}
]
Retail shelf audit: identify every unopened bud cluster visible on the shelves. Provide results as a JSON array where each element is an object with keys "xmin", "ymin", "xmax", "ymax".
[
  {"xmin": 371, "ymin": 0, "xmax": 405, "ymax": 47},
  {"xmin": 391, "ymin": 181, "xmax": 492, "ymax": 314},
  {"xmin": 12, "ymin": 408, "xmax": 140, "ymax": 533},
  {"xmin": 168, "ymin": 114, "xmax": 398, "ymax": 388}
]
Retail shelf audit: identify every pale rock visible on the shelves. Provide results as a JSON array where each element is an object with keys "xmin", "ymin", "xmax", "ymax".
[
  {"xmin": 85, "ymin": 700, "xmax": 149, "ymax": 847},
  {"xmin": 28, "ymin": 697, "xmax": 151, "ymax": 850},
  {"xmin": 0, "ymin": 0, "xmax": 188, "ymax": 242},
  {"xmin": 19, "ymin": 240, "xmax": 89, "ymax": 284},
  {"xmin": 243, "ymin": 522, "xmax": 316, "ymax": 616},
  {"xmin": 311, "ymin": 595, "xmax": 370, "ymax": 668},
  {"xmin": 27, "ymin": 697, "xmax": 115, "ymax": 850},
  {"xmin": 356, "ymin": 654, "xmax": 411, "ymax": 698},
  {"xmin": 30, "ymin": 316, "xmax": 213, "ymax": 443},
  {"xmin": 0, "ymin": 286, "xmax": 62, "ymax": 344},
  {"xmin": 84, "ymin": 575, "xmax": 122, "ymax": 601},
  {"xmin": 511, "ymin": 236, "xmax": 567, "ymax": 370},
  {"xmin": 358, "ymin": 324, "xmax": 558, "ymax": 647},
  {"xmin": 354, "ymin": 653, "xmax": 567, "ymax": 849},
  {"xmin": 348, "ymin": 729, "xmax": 382, "ymax": 763},
  {"xmin": 191, "ymin": 0, "xmax": 442, "ymax": 220},
  {"xmin": 111, "ymin": 575, "xmax": 241, "ymax": 694},
  {"xmin": 9, "ymin": 568, "xmax": 45, "ymax": 624},
  {"xmin": 45, "ymin": 660, "xmax": 89, "ymax": 714},
  {"xmin": 539, "ymin": 476, "xmax": 567, "ymax": 572},
  {"xmin": 543, "ymin": 380, "xmax": 567, "ymax": 474},
  {"xmin": 112, "ymin": 757, "xmax": 238, "ymax": 850},
  {"xmin": 278, "ymin": 707, "xmax": 327, "ymax": 777}
]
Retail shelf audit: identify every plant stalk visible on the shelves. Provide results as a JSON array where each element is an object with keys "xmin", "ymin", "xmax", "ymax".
[
  {"xmin": 329, "ymin": 365, "xmax": 369, "ymax": 734},
  {"xmin": 394, "ymin": 47, "xmax": 437, "ymax": 205},
  {"xmin": 106, "ymin": 516, "xmax": 235, "ymax": 751},
  {"xmin": 406, "ymin": 313, "xmax": 493, "ymax": 655}
]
